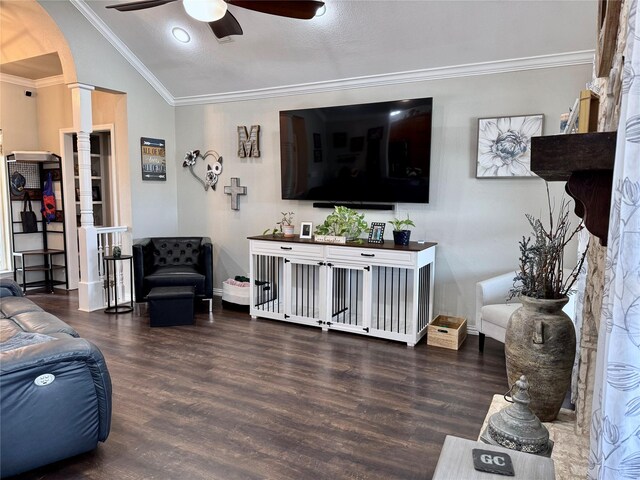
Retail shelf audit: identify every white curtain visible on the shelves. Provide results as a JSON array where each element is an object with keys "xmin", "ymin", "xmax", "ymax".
[
  {"xmin": 572, "ymin": 228, "xmax": 589, "ymax": 403},
  {"xmin": 589, "ymin": 2, "xmax": 640, "ymax": 478}
]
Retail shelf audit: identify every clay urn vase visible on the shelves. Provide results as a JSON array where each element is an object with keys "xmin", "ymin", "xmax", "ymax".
[{"xmin": 504, "ymin": 295, "xmax": 576, "ymax": 422}]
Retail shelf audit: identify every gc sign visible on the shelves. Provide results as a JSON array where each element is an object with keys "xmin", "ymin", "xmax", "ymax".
[
  {"xmin": 481, "ymin": 453, "xmax": 506, "ymax": 466},
  {"xmin": 472, "ymin": 448, "xmax": 515, "ymax": 476}
]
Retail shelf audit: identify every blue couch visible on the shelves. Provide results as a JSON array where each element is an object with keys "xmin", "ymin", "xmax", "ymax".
[{"xmin": 0, "ymin": 279, "xmax": 112, "ymax": 477}]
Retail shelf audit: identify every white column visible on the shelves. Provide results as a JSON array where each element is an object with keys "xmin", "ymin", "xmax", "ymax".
[
  {"xmin": 69, "ymin": 83, "xmax": 102, "ymax": 311},
  {"xmin": 76, "ymin": 130, "xmax": 94, "ymax": 228}
]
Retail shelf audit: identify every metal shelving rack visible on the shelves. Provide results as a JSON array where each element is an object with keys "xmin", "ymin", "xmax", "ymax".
[{"xmin": 6, "ymin": 151, "xmax": 69, "ymax": 294}]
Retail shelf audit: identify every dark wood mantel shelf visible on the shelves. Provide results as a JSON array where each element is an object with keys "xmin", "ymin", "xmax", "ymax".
[{"xmin": 531, "ymin": 132, "xmax": 617, "ymax": 246}]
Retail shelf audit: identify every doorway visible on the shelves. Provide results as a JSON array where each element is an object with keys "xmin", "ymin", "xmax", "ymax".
[
  {"xmin": 71, "ymin": 131, "xmax": 113, "ymax": 228},
  {"xmin": 61, "ymin": 126, "xmax": 116, "ymax": 290}
]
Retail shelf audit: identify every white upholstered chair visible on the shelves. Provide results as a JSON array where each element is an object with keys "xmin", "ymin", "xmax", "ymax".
[{"xmin": 475, "ymin": 270, "xmax": 576, "ymax": 353}]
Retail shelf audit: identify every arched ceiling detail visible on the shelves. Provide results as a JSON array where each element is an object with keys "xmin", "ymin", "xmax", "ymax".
[{"xmin": 0, "ymin": 0, "xmax": 76, "ymax": 83}]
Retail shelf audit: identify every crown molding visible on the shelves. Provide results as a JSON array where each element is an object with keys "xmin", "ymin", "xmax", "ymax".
[
  {"xmin": 70, "ymin": 0, "xmax": 174, "ymax": 106},
  {"xmin": 36, "ymin": 75, "xmax": 65, "ymax": 88},
  {"xmin": 0, "ymin": 74, "xmax": 74, "ymax": 89},
  {"xmin": 70, "ymin": 0, "xmax": 594, "ymax": 108},
  {"xmin": 0, "ymin": 73, "xmax": 35, "ymax": 88},
  {"xmin": 173, "ymin": 50, "xmax": 595, "ymax": 106}
]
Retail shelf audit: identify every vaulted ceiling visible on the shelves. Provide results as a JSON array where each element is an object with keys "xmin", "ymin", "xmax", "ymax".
[{"xmin": 2, "ymin": 1, "xmax": 598, "ymax": 103}]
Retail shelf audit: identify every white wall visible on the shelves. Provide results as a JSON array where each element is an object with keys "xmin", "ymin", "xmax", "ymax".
[
  {"xmin": 175, "ymin": 64, "xmax": 591, "ymax": 328},
  {"xmin": 39, "ymin": 0, "xmax": 178, "ymax": 239},
  {"xmin": 0, "ymin": 81, "xmax": 41, "ymax": 272},
  {"xmin": 0, "ymin": 81, "xmax": 40, "ymax": 152},
  {"xmin": 36, "ymin": 83, "xmax": 73, "ymax": 153}
]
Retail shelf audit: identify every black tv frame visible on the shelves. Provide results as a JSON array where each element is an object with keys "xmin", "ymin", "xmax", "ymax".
[{"xmin": 279, "ymin": 97, "xmax": 433, "ymax": 205}]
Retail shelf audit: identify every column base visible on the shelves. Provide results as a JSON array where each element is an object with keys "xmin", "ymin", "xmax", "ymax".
[{"xmin": 78, "ymin": 280, "xmax": 104, "ymax": 312}]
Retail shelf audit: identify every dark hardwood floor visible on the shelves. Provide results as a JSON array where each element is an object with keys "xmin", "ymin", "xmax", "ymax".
[{"xmin": 12, "ymin": 291, "xmax": 508, "ymax": 480}]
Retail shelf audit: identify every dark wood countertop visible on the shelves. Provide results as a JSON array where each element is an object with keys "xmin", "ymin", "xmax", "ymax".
[{"xmin": 247, "ymin": 234, "xmax": 437, "ymax": 252}]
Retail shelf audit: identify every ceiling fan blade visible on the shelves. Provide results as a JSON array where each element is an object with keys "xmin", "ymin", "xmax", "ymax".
[
  {"xmin": 106, "ymin": 0, "xmax": 178, "ymax": 12},
  {"xmin": 227, "ymin": 0, "xmax": 325, "ymax": 20},
  {"xmin": 209, "ymin": 10, "xmax": 243, "ymax": 38}
]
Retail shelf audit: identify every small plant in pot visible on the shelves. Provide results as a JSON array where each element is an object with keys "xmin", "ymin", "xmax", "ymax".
[
  {"xmin": 389, "ymin": 215, "xmax": 415, "ymax": 246},
  {"xmin": 263, "ymin": 211, "xmax": 295, "ymax": 237},
  {"xmin": 279, "ymin": 211, "xmax": 295, "ymax": 237},
  {"xmin": 315, "ymin": 206, "xmax": 368, "ymax": 242},
  {"xmin": 505, "ymin": 187, "xmax": 587, "ymax": 422}
]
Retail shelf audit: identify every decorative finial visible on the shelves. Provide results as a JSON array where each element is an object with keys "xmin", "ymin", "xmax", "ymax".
[{"xmin": 480, "ymin": 375, "xmax": 553, "ymax": 456}]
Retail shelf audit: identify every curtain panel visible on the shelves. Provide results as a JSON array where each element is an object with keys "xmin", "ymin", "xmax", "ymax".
[{"xmin": 589, "ymin": 1, "xmax": 640, "ymax": 478}]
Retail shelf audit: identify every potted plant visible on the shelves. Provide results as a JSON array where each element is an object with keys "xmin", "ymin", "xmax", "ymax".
[
  {"xmin": 263, "ymin": 211, "xmax": 295, "ymax": 237},
  {"xmin": 505, "ymin": 189, "xmax": 586, "ymax": 421},
  {"xmin": 278, "ymin": 211, "xmax": 295, "ymax": 237},
  {"xmin": 315, "ymin": 206, "xmax": 368, "ymax": 243},
  {"xmin": 389, "ymin": 215, "xmax": 416, "ymax": 246}
]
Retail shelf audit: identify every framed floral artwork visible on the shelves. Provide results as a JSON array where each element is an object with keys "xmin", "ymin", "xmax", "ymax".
[{"xmin": 476, "ymin": 114, "xmax": 543, "ymax": 178}]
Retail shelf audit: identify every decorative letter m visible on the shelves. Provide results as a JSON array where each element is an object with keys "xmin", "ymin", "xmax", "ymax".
[{"xmin": 237, "ymin": 125, "xmax": 260, "ymax": 158}]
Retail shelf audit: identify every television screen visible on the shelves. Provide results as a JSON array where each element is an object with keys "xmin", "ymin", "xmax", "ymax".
[{"xmin": 280, "ymin": 97, "xmax": 432, "ymax": 204}]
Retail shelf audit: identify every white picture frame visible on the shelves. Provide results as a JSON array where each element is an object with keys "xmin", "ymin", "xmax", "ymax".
[
  {"xmin": 562, "ymin": 98, "xmax": 580, "ymax": 134},
  {"xmin": 299, "ymin": 222, "xmax": 313, "ymax": 239}
]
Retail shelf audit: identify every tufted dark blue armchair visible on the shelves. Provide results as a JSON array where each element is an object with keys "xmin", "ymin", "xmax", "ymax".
[{"xmin": 132, "ymin": 237, "xmax": 213, "ymax": 310}]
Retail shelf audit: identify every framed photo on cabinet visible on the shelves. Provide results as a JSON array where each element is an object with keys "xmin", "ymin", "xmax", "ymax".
[
  {"xmin": 300, "ymin": 222, "xmax": 313, "ymax": 239},
  {"xmin": 368, "ymin": 223, "xmax": 385, "ymax": 244}
]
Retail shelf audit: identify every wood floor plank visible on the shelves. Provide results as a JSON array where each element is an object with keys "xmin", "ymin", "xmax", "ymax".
[{"xmin": 9, "ymin": 291, "xmax": 508, "ymax": 479}]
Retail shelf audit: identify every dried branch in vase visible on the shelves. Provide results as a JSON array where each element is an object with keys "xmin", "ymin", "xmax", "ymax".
[{"xmin": 509, "ymin": 185, "xmax": 588, "ymax": 300}]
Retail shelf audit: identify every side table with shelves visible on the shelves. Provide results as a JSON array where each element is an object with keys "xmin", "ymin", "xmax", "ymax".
[{"xmin": 103, "ymin": 255, "xmax": 134, "ymax": 314}]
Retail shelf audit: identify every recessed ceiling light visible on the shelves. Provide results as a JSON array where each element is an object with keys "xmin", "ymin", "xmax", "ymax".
[
  {"xmin": 172, "ymin": 27, "xmax": 191, "ymax": 43},
  {"xmin": 315, "ymin": 4, "xmax": 326, "ymax": 17}
]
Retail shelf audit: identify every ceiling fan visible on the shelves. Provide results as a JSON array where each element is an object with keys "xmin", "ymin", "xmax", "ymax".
[{"xmin": 106, "ymin": 0, "xmax": 326, "ymax": 39}]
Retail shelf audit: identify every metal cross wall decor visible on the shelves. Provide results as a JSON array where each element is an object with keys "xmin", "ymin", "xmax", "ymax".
[{"xmin": 224, "ymin": 177, "xmax": 247, "ymax": 211}]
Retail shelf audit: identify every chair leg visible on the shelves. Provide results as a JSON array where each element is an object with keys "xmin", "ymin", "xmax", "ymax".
[{"xmin": 479, "ymin": 332, "xmax": 485, "ymax": 353}]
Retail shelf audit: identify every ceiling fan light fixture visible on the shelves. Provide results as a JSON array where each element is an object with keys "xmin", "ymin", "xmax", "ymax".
[{"xmin": 183, "ymin": 0, "xmax": 227, "ymax": 22}]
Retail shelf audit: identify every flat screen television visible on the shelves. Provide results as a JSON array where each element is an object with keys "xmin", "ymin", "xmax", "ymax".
[{"xmin": 279, "ymin": 97, "xmax": 432, "ymax": 204}]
